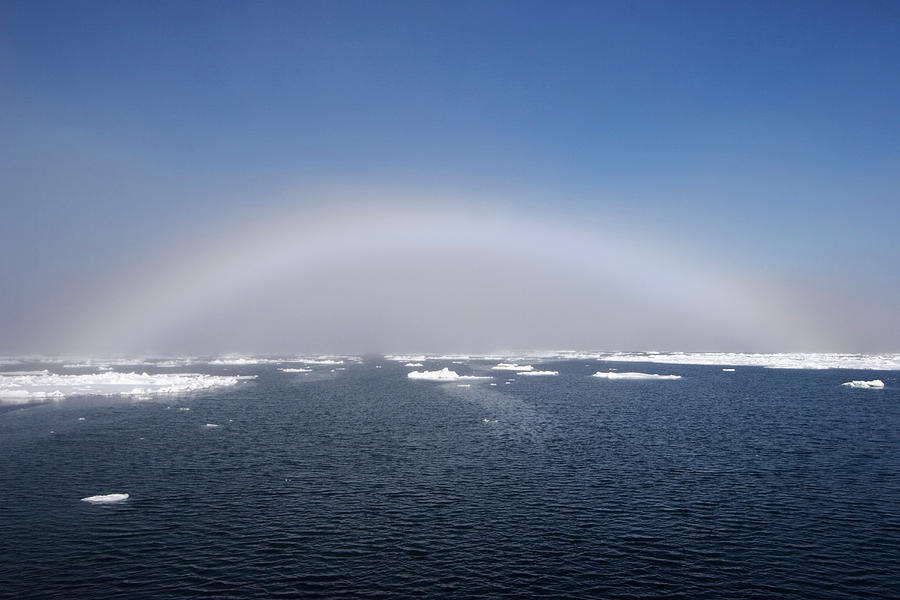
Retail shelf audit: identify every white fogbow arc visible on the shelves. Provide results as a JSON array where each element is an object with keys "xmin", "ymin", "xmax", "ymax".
[{"xmin": 64, "ymin": 197, "xmax": 829, "ymax": 352}]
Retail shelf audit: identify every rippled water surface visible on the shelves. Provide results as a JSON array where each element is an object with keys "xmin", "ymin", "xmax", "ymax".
[{"xmin": 2, "ymin": 360, "xmax": 899, "ymax": 598}]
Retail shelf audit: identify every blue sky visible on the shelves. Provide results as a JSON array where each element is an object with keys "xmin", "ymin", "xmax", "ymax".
[{"xmin": 1, "ymin": 1, "xmax": 898, "ymax": 353}]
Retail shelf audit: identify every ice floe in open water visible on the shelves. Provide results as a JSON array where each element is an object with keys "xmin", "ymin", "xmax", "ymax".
[
  {"xmin": 407, "ymin": 368, "xmax": 490, "ymax": 382},
  {"xmin": 592, "ymin": 371, "xmax": 682, "ymax": 381},
  {"xmin": 0, "ymin": 372, "xmax": 254, "ymax": 402},
  {"xmin": 519, "ymin": 370, "xmax": 559, "ymax": 376},
  {"xmin": 599, "ymin": 352, "xmax": 900, "ymax": 370},
  {"xmin": 491, "ymin": 363, "xmax": 534, "ymax": 372},
  {"xmin": 842, "ymin": 379, "xmax": 885, "ymax": 389},
  {"xmin": 81, "ymin": 493, "xmax": 129, "ymax": 504}
]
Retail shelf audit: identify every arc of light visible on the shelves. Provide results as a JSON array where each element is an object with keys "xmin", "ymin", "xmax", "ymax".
[{"xmin": 64, "ymin": 199, "xmax": 825, "ymax": 353}]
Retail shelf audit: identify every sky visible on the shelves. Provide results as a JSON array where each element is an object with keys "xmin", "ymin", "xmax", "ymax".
[{"xmin": 1, "ymin": 0, "xmax": 898, "ymax": 355}]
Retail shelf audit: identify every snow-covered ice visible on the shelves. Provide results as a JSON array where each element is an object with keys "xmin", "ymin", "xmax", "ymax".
[
  {"xmin": 81, "ymin": 493, "xmax": 129, "ymax": 504},
  {"xmin": 0, "ymin": 372, "xmax": 254, "ymax": 402},
  {"xmin": 842, "ymin": 379, "xmax": 885, "ymax": 389},
  {"xmin": 407, "ymin": 368, "xmax": 490, "ymax": 382},
  {"xmin": 205, "ymin": 423, "xmax": 220, "ymax": 428},
  {"xmin": 519, "ymin": 370, "xmax": 559, "ymax": 376},
  {"xmin": 598, "ymin": 352, "xmax": 900, "ymax": 370},
  {"xmin": 404, "ymin": 362, "xmax": 424, "ymax": 367},
  {"xmin": 592, "ymin": 371, "xmax": 682, "ymax": 380},
  {"xmin": 492, "ymin": 363, "xmax": 534, "ymax": 372},
  {"xmin": 280, "ymin": 368, "xmax": 312, "ymax": 373}
]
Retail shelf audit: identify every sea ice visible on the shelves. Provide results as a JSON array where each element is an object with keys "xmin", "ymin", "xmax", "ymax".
[
  {"xmin": 598, "ymin": 352, "xmax": 900, "ymax": 370},
  {"xmin": 407, "ymin": 368, "xmax": 489, "ymax": 382},
  {"xmin": 842, "ymin": 380, "xmax": 885, "ymax": 389},
  {"xmin": 492, "ymin": 363, "xmax": 534, "ymax": 372},
  {"xmin": 0, "ymin": 372, "xmax": 254, "ymax": 402},
  {"xmin": 404, "ymin": 363, "xmax": 424, "ymax": 367},
  {"xmin": 81, "ymin": 493, "xmax": 129, "ymax": 504},
  {"xmin": 519, "ymin": 370, "xmax": 559, "ymax": 376},
  {"xmin": 592, "ymin": 371, "xmax": 682, "ymax": 380},
  {"xmin": 723, "ymin": 368, "xmax": 736, "ymax": 372},
  {"xmin": 280, "ymin": 368, "xmax": 312, "ymax": 373},
  {"xmin": 205, "ymin": 423, "xmax": 220, "ymax": 428}
]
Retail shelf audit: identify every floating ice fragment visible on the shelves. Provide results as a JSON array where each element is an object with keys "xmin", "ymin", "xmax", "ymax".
[
  {"xmin": 492, "ymin": 363, "xmax": 533, "ymax": 372},
  {"xmin": 404, "ymin": 363, "xmax": 424, "ymax": 367},
  {"xmin": 407, "ymin": 368, "xmax": 489, "ymax": 382},
  {"xmin": 842, "ymin": 380, "xmax": 885, "ymax": 389},
  {"xmin": 457, "ymin": 384, "xmax": 471, "ymax": 388},
  {"xmin": 723, "ymin": 368, "xmax": 736, "ymax": 372},
  {"xmin": 205, "ymin": 423, "xmax": 219, "ymax": 428},
  {"xmin": 520, "ymin": 370, "xmax": 559, "ymax": 376},
  {"xmin": 280, "ymin": 368, "xmax": 312, "ymax": 373},
  {"xmin": 77, "ymin": 417, "xmax": 86, "ymax": 421},
  {"xmin": 592, "ymin": 371, "xmax": 682, "ymax": 380},
  {"xmin": 82, "ymin": 493, "xmax": 129, "ymax": 504},
  {"xmin": 0, "ymin": 372, "xmax": 253, "ymax": 402}
]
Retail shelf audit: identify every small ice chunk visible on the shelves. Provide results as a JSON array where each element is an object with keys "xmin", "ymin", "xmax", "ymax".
[
  {"xmin": 77, "ymin": 417, "xmax": 86, "ymax": 421},
  {"xmin": 457, "ymin": 384, "xmax": 471, "ymax": 388},
  {"xmin": 82, "ymin": 493, "xmax": 129, "ymax": 504},
  {"xmin": 592, "ymin": 371, "xmax": 682, "ymax": 380},
  {"xmin": 404, "ymin": 363, "xmax": 424, "ymax": 367},
  {"xmin": 205, "ymin": 423, "xmax": 219, "ymax": 428},
  {"xmin": 519, "ymin": 370, "xmax": 559, "ymax": 376},
  {"xmin": 280, "ymin": 368, "xmax": 312, "ymax": 373},
  {"xmin": 842, "ymin": 379, "xmax": 885, "ymax": 389},
  {"xmin": 723, "ymin": 368, "xmax": 736, "ymax": 372}
]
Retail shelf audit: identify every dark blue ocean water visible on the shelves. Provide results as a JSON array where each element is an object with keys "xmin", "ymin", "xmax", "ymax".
[{"xmin": 1, "ymin": 359, "xmax": 899, "ymax": 599}]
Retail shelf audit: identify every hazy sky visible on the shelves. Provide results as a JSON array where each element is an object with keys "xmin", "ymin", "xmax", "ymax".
[{"xmin": 1, "ymin": 1, "xmax": 898, "ymax": 354}]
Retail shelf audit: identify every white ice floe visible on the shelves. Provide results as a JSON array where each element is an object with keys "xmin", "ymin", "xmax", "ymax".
[
  {"xmin": 0, "ymin": 372, "xmax": 254, "ymax": 402},
  {"xmin": 491, "ymin": 363, "xmax": 534, "ymax": 372},
  {"xmin": 81, "ymin": 493, "xmax": 129, "ymax": 504},
  {"xmin": 407, "ymin": 368, "xmax": 490, "ymax": 382},
  {"xmin": 519, "ymin": 370, "xmax": 559, "ymax": 376},
  {"xmin": 300, "ymin": 358, "xmax": 344, "ymax": 365},
  {"xmin": 592, "ymin": 371, "xmax": 682, "ymax": 380},
  {"xmin": 404, "ymin": 363, "xmax": 424, "ymax": 367},
  {"xmin": 209, "ymin": 357, "xmax": 269, "ymax": 365},
  {"xmin": 842, "ymin": 380, "xmax": 885, "ymax": 389},
  {"xmin": 386, "ymin": 355, "xmax": 427, "ymax": 362},
  {"xmin": 0, "ymin": 369, "xmax": 51, "ymax": 376},
  {"xmin": 205, "ymin": 423, "xmax": 220, "ymax": 428},
  {"xmin": 457, "ymin": 384, "xmax": 471, "ymax": 388},
  {"xmin": 723, "ymin": 368, "xmax": 736, "ymax": 372},
  {"xmin": 280, "ymin": 368, "xmax": 312, "ymax": 373},
  {"xmin": 598, "ymin": 352, "xmax": 900, "ymax": 370}
]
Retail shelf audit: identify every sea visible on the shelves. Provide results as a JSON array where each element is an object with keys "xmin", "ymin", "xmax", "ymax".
[{"xmin": 1, "ymin": 356, "xmax": 898, "ymax": 598}]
